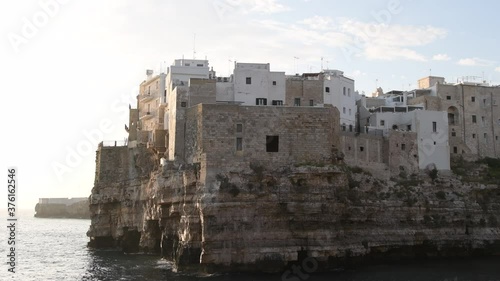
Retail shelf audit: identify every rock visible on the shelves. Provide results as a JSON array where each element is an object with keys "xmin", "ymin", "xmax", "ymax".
[{"xmin": 87, "ymin": 146, "xmax": 500, "ymax": 273}]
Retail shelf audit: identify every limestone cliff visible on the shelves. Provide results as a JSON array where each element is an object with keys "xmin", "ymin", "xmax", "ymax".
[
  {"xmin": 87, "ymin": 145, "xmax": 500, "ymax": 272},
  {"xmin": 35, "ymin": 200, "xmax": 90, "ymax": 219}
]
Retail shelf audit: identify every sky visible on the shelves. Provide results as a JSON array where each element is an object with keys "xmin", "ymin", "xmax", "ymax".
[{"xmin": 1, "ymin": 0, "xmax": 500, "ymax": 209}]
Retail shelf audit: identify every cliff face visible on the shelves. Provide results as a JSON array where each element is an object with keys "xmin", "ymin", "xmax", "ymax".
[
  {"xmin": 35, "ymin": 200, "xmax": 90, "ymax": 219},
  {"xmin": 87, "ymin": 146, "xmax": 500, "ymax": 272}
]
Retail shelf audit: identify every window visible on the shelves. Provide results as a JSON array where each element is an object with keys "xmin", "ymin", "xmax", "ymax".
[
  {"xmin": 401, "ymin": 144, "xmax": 406, "ymax": 151},
  {"xmin": 451, "ymin": 131, "xmax": 456, "ymax": 137},
  {"xmin": 453, "ymin": 147, "xmax": 458, "ymax": 154},
  {"xmin": 197, "ymin": 63, "xmax": 204, "ymax": 67},
  {"xmin": 236, "ymin": 138, "xmax": 243, "ymax": 151},
  {"xmin": 348, "ymin": 146, "xmax": 351, "ymax": 151},
  {"xmin": 156, "ymin": 81, "xmax": 159, "ymax": 89},
  {"xmin": 348, "ymin": 88, "xmax": 351, "ymax": 97},
  {"xmin": 294, "ymin": 98, "xmax": 301, "ymax": 106},
  {"xmin": 359, "ymin": 146, "xmax": 364, "ymax": 152},
  {"xmin": 482, "ymin": 116, "xmax": 485, "ymax": 125},
  {"xmin": 325, "ymin": 87, "xmax": 330, "ymax": 93},
  {"xmin": 349, "ymin": 109, "xmax": 352, "ymax": 116},
  {"xmin": 272, "ymin": 81, "xmax": 277, "ymax": 86},
  {"xmin": 484, "ymin": 133, "xmax": 487, "ymax": 139},
  {"xmin": 236, "ymin": 124, "xmax": 243, "ymax": 133},
  {"xmin": 349, "ymin": 125, "xmax": 353, "ymax": 132},
  {"xmin": 256, "ymin": 98, "xmax": 267, "ymax": 105},
  {"xmin": 432, "ymin": 122, "xmax": 437, "ymax": 133},
  {"xmin": 181, "ymin": 102, "xmax": 187, "ymax": 108},
  {"xmin": 148, "ymin": 86, "xmax": 151, "ymax": 95},
  {"xmin": 483, "ymin": 99, "xmax": 487, "ymax": 105},
  {"xmin": 407, "ymin": 125, "xmax": 412, "ymax": 131},
  {"xmin": 309, "ymin": 100, "xmax": 314, "ymax": 106},
  {"xmin": 496, "ymin": 136, "xmax": 499, "ymax": 141},
  {"xmin": 473, "ymin": 134, "xmax": 476, "ymax": 139},
  {"xmin": 272, "ymin": 100, "xmax": 283, "ymax": 106},
  {"xmin": 184, "ymin": 63, "xmax": 190, "ymax": 66},
  {"xmin": 343, "ymin": 87, "xmax": 346, "ymax": 96},
  {"xmin": 472, "ymin": 115, "xmax": 477, "ymax": 123},
  {"xmin": 246, "ymin": 77, "xmax": 251, "ymax": 84},
  {"xmin": 342, "ymin": 124, "xmax": 346, "ymax": 131},
  {"xmin": 471, "ymin": 96, "xmax": 475, "ymax": 102},
  {"xmin": 446, "ymin": 96, "xmax": 451, "ymax": 100},
  {"xmin": 266, "ymin": 136, "xmax": 279, "ymax": 152},
  {"xmin": 448, "ymin": 113, "xmax": 456, "ymax": 125},
  {"xmin": 380, "ymin": 120, "xmax": 385, "ymax": 126},
  {"xmin": 343, "ymin": 107, "xmax": 346, "ymax": 114},
  {"xmin": 147, "ymin": 104, "xmax": 151, "ymax": 113}
]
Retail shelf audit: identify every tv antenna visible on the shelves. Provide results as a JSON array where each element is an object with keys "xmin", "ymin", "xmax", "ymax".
[{"xmin": 193, "ymin": 33, "xmax": 196, "ymax": 59}]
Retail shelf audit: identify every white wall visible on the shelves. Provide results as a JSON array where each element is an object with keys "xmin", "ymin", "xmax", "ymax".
[
  {"xmin": 323, "ymin": 70, "xmax": 356, "ymax": 126},
  {"xmin": 232, "ymin": 63, "xmax": 285, "ymax": 105},
  {"xmin": 415, "ymin": 110, "xmax": 450, "ymax": 170}
]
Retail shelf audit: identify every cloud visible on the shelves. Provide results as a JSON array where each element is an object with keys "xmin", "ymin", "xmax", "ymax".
[
  {"xmin": 432, "ymin": 54, "xmax": 451, "ymax": 61},
  {"xmin": 243, "ymin": 0, "xmax": 290, "ymax": 14},
  {"xmin": 457, "ymin": 57, "xmax": 494, "ymax": 66},
  {"xmin": 299, "ymin": 15, "xmax": 335, "ymax": 30},
  {"xmin": 293, "ymin": 16, "xmax": 447, "ymax": 62}
]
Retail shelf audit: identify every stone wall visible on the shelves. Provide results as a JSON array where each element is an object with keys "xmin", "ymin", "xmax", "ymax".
[
  {"xmin": 184, "ymin": 104, "xmax": 340, "ymax": 176},
  {"xmin": 285, "ymin": 79, "xmax": 323, "ymax": 106}
]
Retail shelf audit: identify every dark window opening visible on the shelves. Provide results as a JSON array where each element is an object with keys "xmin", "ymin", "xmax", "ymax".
[
  {"xmin": 472, "ymin": 115, "xmax": 477, "ymax": 123},
  {"xmin": 401, "ymin": 144, "xmax": 406, "ymax": 151},
  {"xmin": 349, "ymin": 125, "xmax": 353, "ymax": 132},
  {"xmin": 266, "ymin": 136, "xmax": 279, "ymax": 152},
  {"xmin": 446, "ymin": 96, "xmax": 451, "ymax": 100},
  {"xmin": 453, "ymin": 146, "xmax": 458, "ymax": 154},
  {"xmin": 272, "ymin": 100, "xmax": 283, "ymax": 106},
  {"xmin": 272, "ymin": 81, "xmax": 277, "ymax": 85},
  {"xmin": 451, "ymin": 131, "xmax": 456, "ymax": 137},
  {"xmin": 246, "ymin": 77, "xmax": 251, "ymax": 84},
  {"xmin": 325, "ymin": 87, "xmax": 330, "ymax": 93},
  {"xmin": 407, "ymin": 125, "xmax": 412, "ymax": 131},
  {"xmin": 496, "ymin": 136, "xmax": 498, "ymax": 141},
  {"xmin": 181, "ymin": 102, "xmax": 187, "ymax": 107},
  {"xmin": 473, "ymin": 134, "xmax": 476, "ymax": 139},
  {"xmin": 471, "ymin": 96, "xmax": 475, "ymax": 102},
  {"xmin": 236, "ymin": 138, "xmax": 243, "ymax": 151},
  {"xmin": 484, "ymin": 133, "xmax": 487, "ymax": 139},
  {"xmin": 448, "ymin": 113, "xmax": 455, "ymax": 125},
  {"xmin": 197, "ymin": 63, "xmax": 204, "ymax": 67},
  {"xmin": 236, "ymin": 124, "xmax": 243, "ymax": 133},
  {"xmin": 348, "ymin": 146, "xmax": 351, "ymax": 151},
  {"xmin": 432, "ymin": 121, "xmax": 437, "ymax": 132},
  {"xmin": 342, "ymin": 124, "xmax": 346, "ymax": 131},
  {"xmin": 309, "ymin": 99, "xmax": 314, "ymax": 106},
  {"xmin": 359, "ymin": 146, "xmax": 364, "ymax": 152},
  {"xmin": 380, "ymin": 120, "xmax": 385, "ymax": 126},
  {"xmin": 294, "ymin": 98, "xmax": 301, "ymax": 106},
  {"xmin": 256, "ymin": 98, "xmax": 267, "ymax": 105}
]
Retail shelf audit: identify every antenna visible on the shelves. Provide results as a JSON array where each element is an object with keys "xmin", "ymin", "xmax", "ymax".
[
  {"xmin": 429, "ymin": 68, "xmax": 432, "ymax": 76},
  {"xmin": 321, "ymin": 57, "xmax": 323, "ymax": 71},
  {"xmin": 193, "ymin": 33, "xmax": 196, "ymax": 59}
]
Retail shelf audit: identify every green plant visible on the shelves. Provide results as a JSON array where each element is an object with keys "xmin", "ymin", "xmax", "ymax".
[{"xmin": 435, "ymin": 191, "xmax": 446, "ymax": 200}]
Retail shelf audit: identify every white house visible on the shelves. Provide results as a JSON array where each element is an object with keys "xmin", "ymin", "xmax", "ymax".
[{"xmin": 323, "ymin": 70, "xmax": 356, "ymax": 128}]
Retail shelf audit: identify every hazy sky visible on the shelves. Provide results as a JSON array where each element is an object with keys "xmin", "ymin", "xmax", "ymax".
[{"xmin": 2, "ymin": 0, "xmax": 500, "ymax": 209}]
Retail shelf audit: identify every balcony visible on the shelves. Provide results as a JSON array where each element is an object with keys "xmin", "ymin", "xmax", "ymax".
[
  {"xmin": 138, "ymin": 93, "xmax": 155, "ymax": 103},
  {"xmin": 140, "ymin": 111, "xmax": 154, "ymax": 120}
]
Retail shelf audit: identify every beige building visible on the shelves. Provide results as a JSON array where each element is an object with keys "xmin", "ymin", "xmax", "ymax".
[{"xmin": 409, "ymin": 77, "xmax": 500, "ymax": 160}]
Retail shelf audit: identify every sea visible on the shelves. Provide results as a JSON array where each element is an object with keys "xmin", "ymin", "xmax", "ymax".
[{"xmin": 1, "ymin": 210, "xmax": 500, "ymax": 281}]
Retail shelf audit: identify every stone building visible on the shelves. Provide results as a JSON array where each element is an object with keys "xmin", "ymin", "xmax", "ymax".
[
  {"xmin": 342, "ymin": 105, "xmax": 450, "ymax": 173},
  {"xmin": 408, "ymin": 76, "xmax": 500, "ymax": 160}
]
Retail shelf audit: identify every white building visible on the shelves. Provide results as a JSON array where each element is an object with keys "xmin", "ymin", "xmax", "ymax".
[
  {"xmin": 367, "ymin": 107, "xmax": 450, "ymax": 170},
  {"xmin": 229, "ymin": 63, "xmax": 286, "ymax": 105},
  {"xmin": 322, "ymin": 70, "xmax": 356, "ymax": 128}
]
